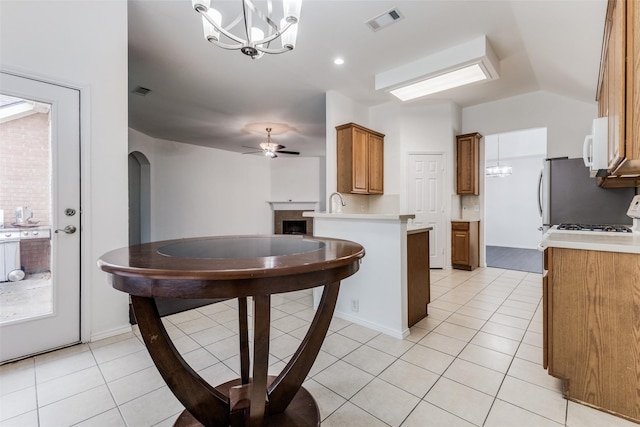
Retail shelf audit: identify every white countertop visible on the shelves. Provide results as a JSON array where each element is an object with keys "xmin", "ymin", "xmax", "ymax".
[
  {"xmin": 540, "ymin": 227, "xmax": 640, "ymax": 254},
  {"xmin": 303, "ymin": 212, "xmax": 415, "ymax": 221}
]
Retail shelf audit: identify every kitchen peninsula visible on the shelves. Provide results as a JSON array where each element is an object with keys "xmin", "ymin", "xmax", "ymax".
[
  {"xmin": 539, "ymin": 228, "xmax": 640, "ymax": 423},
  {"xmin": 304, "ymin": 212, "xmax": 431, "ymax": 338}
]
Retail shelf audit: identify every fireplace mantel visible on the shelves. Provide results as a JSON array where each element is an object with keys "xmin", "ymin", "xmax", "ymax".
[{"xmin": 267, "ymin": 201, "xmax": 319, "ymax": 211}]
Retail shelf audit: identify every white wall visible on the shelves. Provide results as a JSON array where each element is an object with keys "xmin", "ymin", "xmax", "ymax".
[
  {"xmin": 371, "ymin": 101, "xmax": 460, "ymax": 267},
  {"xmin": 325, "ymin": 90, "xmax": 371, "ymax": 212},
  {"xmin": 1, "ymin": 1, "xmax": 130, "ymax": 340},
  {"xmin": 462, "ymin": 90, "xmax": 597, "ymax": 158},
  {"xmin": 270, "ymin": 157, "xmax": 321, "ymax": 203},
  {"xmin": 129, "ymin": 129, "xmax": 273, "ymax": 240},
  {"xmin": 463, "ymin": 91, "xmax": 597, "ymax": 264},
  {"xmin": 313, "ymin": 217, "xmax": 408, "ymax": 338},
  {"xmin": 485, "ymin": 129, "xmax": 547, "ymax": 249},
  {"xmin": 324, "ymin": 95, "xmax": 461, "ymax": 267}
]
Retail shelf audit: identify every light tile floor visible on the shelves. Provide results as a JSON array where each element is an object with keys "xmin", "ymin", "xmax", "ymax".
[{"xmin": 1, "ymin": 267, "xmax": 637, "ymax": 426}]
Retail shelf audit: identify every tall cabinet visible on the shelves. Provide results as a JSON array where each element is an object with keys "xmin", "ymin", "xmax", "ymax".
[
  {"xmin": 597, "ymin": 0, "xmax": 640, "ymax": 187},
  {"xmin": 336, "ymin": 123, "xmax": 384, "ymax": 195},
  {"xmin": 456, "ymin": 132, "xmax": 481, "ymax": 195}
]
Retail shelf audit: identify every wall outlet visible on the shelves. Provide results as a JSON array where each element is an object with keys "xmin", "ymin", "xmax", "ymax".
[
  {"xmin": 351, "ymin": 299, "xmax": 359, "ymax": 312},
  {"xmin": 474, "ymin": 205, "xmax": 479, "ymax": 212}
]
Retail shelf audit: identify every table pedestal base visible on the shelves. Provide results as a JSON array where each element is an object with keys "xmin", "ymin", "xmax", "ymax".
[{"xmin": 174, "ymin": 378, "xmax": 320, "ymax": 427}]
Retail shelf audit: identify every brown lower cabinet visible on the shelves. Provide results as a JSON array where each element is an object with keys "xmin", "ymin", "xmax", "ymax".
[
  {"xmin": 451, "ymin": 221, "xmax": 479, "ymax": 270},
  {"xmin": 543, "ymin": 247, "xmax": 640, "ymax": 423},
  {"xmin": 407, "ymin": 229, "xmax": 430, "ymax": 327}
]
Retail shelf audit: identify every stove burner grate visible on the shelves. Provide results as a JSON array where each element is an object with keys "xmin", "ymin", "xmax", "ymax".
[{"xmin": 556, "ymin": 223, "xmax": 632, "ymax": 233}]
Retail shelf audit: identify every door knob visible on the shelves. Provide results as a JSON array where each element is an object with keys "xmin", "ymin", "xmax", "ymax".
[{"xmin": 55, "ymin": 225, "xmax": 77, "ymax": 234}]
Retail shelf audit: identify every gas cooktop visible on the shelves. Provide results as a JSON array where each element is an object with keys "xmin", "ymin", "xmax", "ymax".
[{"xmin": 556, "ymin": 223, "xmax": 633, "ymax": 233}]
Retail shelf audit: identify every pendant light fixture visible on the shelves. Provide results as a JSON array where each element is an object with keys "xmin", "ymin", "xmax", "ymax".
[
  {"xmin": 191, "ymin": 0, "xmax": 301, "ymax": 60},
  {"xmin": 486, "ymin": 136, "xmax": 512, "ymax": 177}
]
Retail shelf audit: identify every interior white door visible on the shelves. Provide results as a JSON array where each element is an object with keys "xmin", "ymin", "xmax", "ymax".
[
  {"xmin": 408, "ymin": 154, "xmax": 445, "ymax": 268},
  {"xmin": 0, "ymin": 72, "xmax": 81, "ymax": 362}
]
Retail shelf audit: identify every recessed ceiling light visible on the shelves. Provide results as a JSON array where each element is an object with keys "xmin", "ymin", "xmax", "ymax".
[{"xmin": 334, "ymin": 58, "xmax": 345, "ymax": 65}]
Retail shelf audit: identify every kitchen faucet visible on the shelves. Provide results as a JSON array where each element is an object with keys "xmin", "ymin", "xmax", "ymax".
[{"xmin": 329, "ymin": 192, "xmax": 346, "ymax": 213}]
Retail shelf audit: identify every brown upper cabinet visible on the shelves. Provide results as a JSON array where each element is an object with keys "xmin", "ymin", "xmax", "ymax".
[
  {"xmin": 597, "ymin": 0, "xmax": 640, "ymax": 187},
  {"xmin": 456, "ymin": 132, "xmax": 482, "ymax": 195},
  {"xmin": 336, "ymin": 123, "xmax": 384, "ymax": 195}
]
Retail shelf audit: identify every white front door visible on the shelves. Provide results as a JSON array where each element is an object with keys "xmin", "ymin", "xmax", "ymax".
[
  {"xmin": 0, "ymin": 72, "xmax": 81, "ymax": 362},
  {"xmin": 408, "ymin": 154, "xmax": 446, "ymax": 268}
]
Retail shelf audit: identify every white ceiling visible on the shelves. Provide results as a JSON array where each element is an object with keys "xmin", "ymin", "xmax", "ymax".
[{"xmin": 128, "ymin": 0, "xmax": 607, "ymax": 158}]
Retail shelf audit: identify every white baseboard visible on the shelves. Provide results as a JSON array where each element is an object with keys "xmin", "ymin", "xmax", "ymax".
[
  {"xmin": 332, "ymin": 310, "xmax": 409, "ymax": 339},
  {"xmin": 89, "ymin": 324, "xmax": 132, "ymax": 343}
]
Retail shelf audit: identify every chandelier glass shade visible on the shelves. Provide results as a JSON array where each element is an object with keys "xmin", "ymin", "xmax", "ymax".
[
  {"xmin": 191, "ymin": 0, "xmax": 301, "ymax": 59},
  {"xmin": 260, "ymin": 128, "xmax": 280, "ymax": 157},
  {"xmin": 485, "ymin": 136, "xmax": 512, "ymax": 178},
  {"xmin": 485, "ymin": 164, "xmax": 513, "ymax": 177}
]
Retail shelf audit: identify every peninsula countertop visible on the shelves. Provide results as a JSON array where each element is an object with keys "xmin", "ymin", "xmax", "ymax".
[
  {"xmin": 539, "ymin": 227, "xmax": 640, "ymax": 254},
  {"xmin": 303, "ymin": 212, "xmax": 415, "ymax": 221}
]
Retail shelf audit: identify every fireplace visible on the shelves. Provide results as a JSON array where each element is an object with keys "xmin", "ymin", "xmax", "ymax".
[
  {"xmin": 268, "ymin": 201, "xmax": 318, "ymax": 236},
  {"xmin": 282, "ymin": 220, "xmax": 307, "ymax": 235},
  {"xmin": 273, "ymin": 210, "xmax": 313, "ymax": 236}
]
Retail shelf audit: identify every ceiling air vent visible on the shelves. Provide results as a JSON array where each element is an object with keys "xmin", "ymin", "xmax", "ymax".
[
  {"xmin": 366, "ymin": 8, "xmax": 403, "ymax": 32},
  {"xmin": 132, "ymin": 86, "xmax": 151, "ymax": 96}
]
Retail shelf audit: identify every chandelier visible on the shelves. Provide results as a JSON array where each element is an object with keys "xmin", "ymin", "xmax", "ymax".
[
  {"xmin": 261, "ymin": 128, "xmax": 279, "ymax": 158},
  {"xmin": 485, "ymin": 136, "xmax": 512, "ymax": 177},
  {"xmin": 191, "ymin": 0, "xmax": 301, "ymax": 59}
]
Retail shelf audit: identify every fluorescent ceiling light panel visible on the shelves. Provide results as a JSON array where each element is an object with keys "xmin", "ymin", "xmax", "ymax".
[
  {"xmin": 376, "ymin": 36, "xmax": 500, "ymax": 101},
  {"xmin": 390, "ymin": 64, "xmax": 487, "ymax": 101}
]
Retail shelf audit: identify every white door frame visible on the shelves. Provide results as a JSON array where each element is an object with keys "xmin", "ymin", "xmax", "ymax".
[
  {"xmin": 406, "ymin": 151, "xmax": 449, "ymax": 269},
  {"xmin": 1, "ymin": 69, "xmax": 92, "ymax": 347}
]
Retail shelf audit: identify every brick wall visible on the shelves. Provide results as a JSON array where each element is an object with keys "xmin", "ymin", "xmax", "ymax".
[
  {"xmin": 0, "ymin": 112, "xmax": 51, "ymax": 228},
  {"xmin": 20, "ymin": 239, "xmax": 51, "ymax": 274},
  {"xmin": 0, "ymin": 112, "xmax": 52, "ymax": 273}
]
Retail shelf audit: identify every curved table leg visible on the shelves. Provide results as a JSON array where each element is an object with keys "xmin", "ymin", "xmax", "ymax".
[
  {"xmin": 131, "ymin": 296, "xmax": 229, "ymax": 427},
  {"xmin": 267, "ymin": 281, "xmax": 341, "ymax": 413},
  {"xmin": 238, "ymin": 297, "xmax": 250, "ymax": 385},
  {"xmin": 249, "ymin": 294, "xmax": 270, "ymax": 426}
]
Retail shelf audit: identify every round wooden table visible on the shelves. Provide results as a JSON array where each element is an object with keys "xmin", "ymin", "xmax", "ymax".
[{"xmin": 98, "ymin": 235, "xmax": 364, "ymax": 427}]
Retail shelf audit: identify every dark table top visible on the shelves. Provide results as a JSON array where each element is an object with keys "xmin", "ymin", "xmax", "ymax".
[{"xmin": 98, "ymin": 235, "xmax": 365, "ymax": 299}]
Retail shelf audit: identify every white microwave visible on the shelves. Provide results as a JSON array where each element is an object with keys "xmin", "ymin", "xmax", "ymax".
[{"xmin": 582, "ymin": 117, "xmax": 608, "ymax": 177}]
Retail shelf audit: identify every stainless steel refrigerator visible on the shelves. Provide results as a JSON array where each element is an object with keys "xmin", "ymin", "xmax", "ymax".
[{"xmin": 540, "ymin": 157, "xmax": 636, "ymax": 227}]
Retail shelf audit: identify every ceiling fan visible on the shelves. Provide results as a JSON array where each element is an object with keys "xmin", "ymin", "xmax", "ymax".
[{"xmin": 243, "ymin": 127, "xmax": 300, "ymax": 158}]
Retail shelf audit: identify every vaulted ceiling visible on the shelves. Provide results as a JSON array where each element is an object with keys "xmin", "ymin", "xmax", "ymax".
[{"xmin": 128, "ymin": 0, "xmax": 607, "ymax": 157}]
